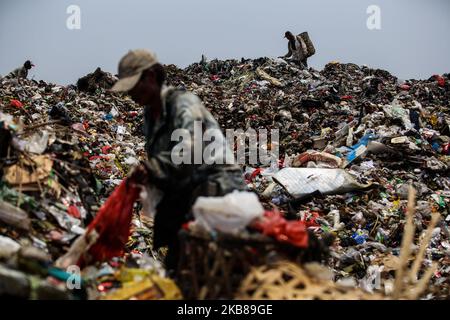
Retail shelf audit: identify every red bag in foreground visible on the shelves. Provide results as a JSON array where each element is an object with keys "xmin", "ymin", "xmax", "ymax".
[{"xmin": 82, "ymin": 178, "xmax": 140, "ymax": 265}]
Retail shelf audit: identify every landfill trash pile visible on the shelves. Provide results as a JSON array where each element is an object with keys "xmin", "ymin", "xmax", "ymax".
[
  {"xmin": 0, "ymin": 75, "xmax": 170, "ymax": 299},
  {"xmin": 0, "ymin": 57, "xmax": 449, "ymax": 299},
  {"xmin": 237, "ymin": 187, "xmax": 439, "ymax": 300},
  {"xmin": 166, "ymin": 58, "xmax": 449, "ymax": 299}
]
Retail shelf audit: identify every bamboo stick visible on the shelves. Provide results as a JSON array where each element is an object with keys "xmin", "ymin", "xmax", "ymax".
[
  {"xmin": 407, "ymin": 263, "xmax": 438, "ymax": 300},
  {"xmin": 392, "ymin": 185, "xmax": 416, "ymax": 299},
  {"xmin": 409, "ymin": 212, "xmax": 440, "ymax": 283}
]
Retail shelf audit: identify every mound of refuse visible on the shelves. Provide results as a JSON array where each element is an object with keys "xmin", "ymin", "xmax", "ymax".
[{"xmin": 0, "ymin": 58, "xmax": 449, "ymax": 299}]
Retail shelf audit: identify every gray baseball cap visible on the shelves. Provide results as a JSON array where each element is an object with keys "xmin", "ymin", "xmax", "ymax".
[{"xmin": 110, "ymin": 49, "xmax": 159, "ymax": 92}]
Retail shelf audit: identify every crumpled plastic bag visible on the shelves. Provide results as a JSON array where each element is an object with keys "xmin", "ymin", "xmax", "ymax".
[
  {"xmin": 12, "ymin": 130, "xmax": 53, "ymax": 154},
  {"xmin": 383, "ymin": 99, "xmax": 414, "ymax": 130},
  {"xmin": 192, "ymin": 190, "xmax": 264, "ymax": 234},
  {"xmin": 273, "ymin": 168, "xmax": 372, "ymax": 199}
]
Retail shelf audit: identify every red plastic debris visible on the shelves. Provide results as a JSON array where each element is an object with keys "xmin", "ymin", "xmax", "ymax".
[
  {"xmin": 101, "ymin": 145, "xmax": 112, "ymax": 154},
  {"xmin": 97, "ymin": 282, "xmax": 114, "ymax": 292},
  {"xmin": 182, "ymin": 222, "xmax": 191, "ymax": 230},
  {"xmin": 442, "ymin": 143, "xmax": 450, "ymax": 155},
  {"xmin": 88, "ymin": 155, "xmax": 108, "ymax": 161},
  {"xmin": 303, "ymin": 211, "xmax": 320, "ymax": 228},
  {"xmin": 433, "ymin": 75, "xmax": 446, "ymax": 87},
  {"xmin": 247, "ymin": 168, "xmax": 263, "ymax": 182},
  {"xmin": 67, "ymin": 205, "xmax": 81, "ymax": 219},
  {"xmin": 340, "ymin": 95, "xmax": 353, "ymax": 101},
  {"xmin": 78, "ymin": 178, "xmax": 140, "ymax": 266},
  {"xmin": 210, "ymin": 75, "xmax": 220, "ymax": 82},
  {"xmin": 10, "ymin": 99, "xmax": 23, "ymax": 108},
  {"xmin": 251, "ymin": 210, "xmax": 309, "ymax": 248}
]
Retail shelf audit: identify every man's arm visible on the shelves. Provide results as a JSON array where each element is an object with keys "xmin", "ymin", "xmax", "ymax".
[{"xmin": 283, "ymin": 45, "xmax": 293, "ymax": 58}]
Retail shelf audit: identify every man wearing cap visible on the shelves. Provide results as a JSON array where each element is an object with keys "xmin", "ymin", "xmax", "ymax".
[
  {"xmin": 7, "ymin": 60, "xmax": 35, "ymax": 79},
  {"xmin": 111, "ymin": 49, "xmax": 246, "ymax": 270}
]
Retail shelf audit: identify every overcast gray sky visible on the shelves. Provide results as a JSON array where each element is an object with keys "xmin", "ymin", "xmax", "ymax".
[{"xmin": 1, "ymin": 0, "xmax": 449, "ymax": 84}]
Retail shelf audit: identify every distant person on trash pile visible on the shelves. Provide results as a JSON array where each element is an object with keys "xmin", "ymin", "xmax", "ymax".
[
  {"xmin": 110, "ymin": 49, "xmax": 247, "ymax": 271},
  {"xmin": 280, "ymin": 31, "xmax": 315, "ymax": 69},
  {"xmin": 6, "ymin": 60, "xmax": 35, "ymax": 79},
  {"xmin": 77, "ymin": 67, "xmax": 118, "ymax": 93}
]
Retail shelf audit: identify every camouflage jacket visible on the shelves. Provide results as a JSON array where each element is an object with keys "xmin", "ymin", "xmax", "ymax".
[{"xmin": 143, "ymin": 86, "xmax": 245, "ymax": 197}]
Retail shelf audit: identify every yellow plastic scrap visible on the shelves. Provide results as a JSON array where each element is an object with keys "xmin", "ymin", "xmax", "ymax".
[
  {"xmin": 100, "ymin": 278, "xmax": 161, "ymax": 300},
  {"xmin": 113, "ymin": 157, "xmax": 125, "ymax": 176},
  {"xmin": 118, "ymin": 268, "xmax": 154, "ymax": 283},
  {"xmin": 430, "ymin": 114, "xmax": 438, "ymax": 127},
  {"xmin": 392, "ymin": 198, "xmax": 401, "ymax": 211},
  {"xmin": 321, "ymin": 127, "xmax": 332, "ymax": 137},
  {"xmin": 152, "ymin": 276, "xmax": 183, "ymax": 300},
  {"xmin": 100, "ymin": 268, "xmax": 182, "ymax": 300}
]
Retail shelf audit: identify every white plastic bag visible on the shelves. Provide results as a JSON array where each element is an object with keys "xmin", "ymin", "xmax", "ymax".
[
  {"xmin": 192, "ymin": 191, "xmax": 264, "ymax": 234},
  {"xmin": 273, "ymin": 168, "xmax": 371, "ymax": 198},
  {"xmin": 139, "ymin": 185, "xmax": 164, "ymax": 219}
]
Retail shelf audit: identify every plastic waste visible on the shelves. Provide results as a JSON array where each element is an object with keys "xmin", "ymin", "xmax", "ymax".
[
  {"xmin": 273, "ymin": 168, "xmax": 371, "ymax": 198},
  {"xmin": 12, "ymin": 130, "xmax": 50, "ymax": 154},
  {"xmin": 192, "ymin": 190, "xmax": 264, "ymax": 234}
]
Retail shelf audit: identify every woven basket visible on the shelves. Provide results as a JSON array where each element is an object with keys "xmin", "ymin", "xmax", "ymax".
[
  {"xmin": 298, "ymin": 32, "xmax": 316, "ymax": 57},
  {"xmin": 236, "ymin": 261, "xmax": 386, "ymax": 300},
  {"xmin": 176, "ymin": 229, "xmax": 329, "ymax": 300}
]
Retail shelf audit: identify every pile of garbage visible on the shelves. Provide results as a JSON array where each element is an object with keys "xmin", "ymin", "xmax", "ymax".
[
  {"xmin": 0, "ymin": 56, "xmax": 449, "ymax": 299},
  {"xmin": 166, "ymin": 58, "xmax": 449, "ymax": 299},
  {"xmin": 0, "ymin": 76, "xmax": 172, "ymax": 299}
]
